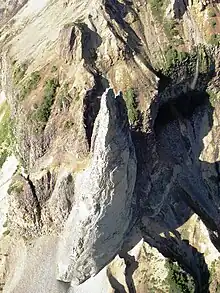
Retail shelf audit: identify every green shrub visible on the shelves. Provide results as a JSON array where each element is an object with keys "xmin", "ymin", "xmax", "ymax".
[
  {"xmin": 0, "ymin": 103, "xmax": 13, "ymax": 168},
  {"xmin": 211, "ymin": 20, "xmax": 217, "ymax": 28},
  {"xmin": 13, "ymin": 62, "xmax": 28, "ymax": 84},
  {"xmin": 33, "ymin": 78, "xmax": 59, "ymax": 126},
  {"xmin": 208, "ymin": 8, "xmax": 216, "ymax": 18},
  {"xmin": 209, "ymin": 34, "xmax": 220, "ymax": 45},
  {"xmin": 163, "ymin": 19, "xmax": 179, "ymax": 41},
  {"xmin": 164, "ymin": 47, "xmax": 189, "ymax": 72},
  {"xmin": 207, "ymin": 90, "xmax": 219, "ymax": 107},
  {"xmin": 3, "ymin": 230, "xmax": 10, "ymax": 236},
  {"xmin": 165, "ymin": 260, "xmax": 195, "ymax": 293},
  {"xmin": 209, "ymin": 260, "xmax": 220, "ymax": 291},
  {"xmin": 51, "ymin": 65, "xmax": 58, "ymax": 73},
  {"xmin": 19, "ymin": 71, "xmax": 41, "ymax": 100},
  {"xmin": 64, "ymin": 120, "xmax": 74, "ymax": 129},
  {"xmin": 124, "ymin": 88, "xmax": 138, "ymax": 125}
]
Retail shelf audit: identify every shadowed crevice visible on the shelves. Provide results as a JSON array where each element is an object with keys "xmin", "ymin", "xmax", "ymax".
[{"xmin": 83, "ymin": 74, "xmax": 109, "ymax": 149}]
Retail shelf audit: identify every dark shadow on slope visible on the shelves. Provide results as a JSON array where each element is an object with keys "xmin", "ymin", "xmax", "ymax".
[
  {"xmin": 124, "ymin": 253, "xmax": 138, "ymax": 293},
  {"xmin": 173, "ymin": 0, "xmax": 189, "ymax": 19},
  {"xmin": 107, "ymin": 269, "xmax": 127, "ymax": 293},
  {"xmin": 104, "ymin": 0, "xmax": 142, "ymax": 55},
  {"xmin": 78, "ymin": 23, "xmax": 109, "ymax": 148},
  {"xmin": 103, "ymin": 0, "xmax": 162, "ymax": 77},
  {"xmin": 76, "ymin": 22, "xmax": 102, "ymax": 73},
  {"xmin": 154, "ymin": 89, "xmax": 210, "ymax": 134},
  {"xmin": 141, "ymin": 223, "xmax": 210, "ymax": 293},
  {"xmin": 83, "ymin": 74, "xmax": 109, "ymax": 149},
  {"xmin": 128, "ymin": 64, "xmax": 219, "ymax": 291}
]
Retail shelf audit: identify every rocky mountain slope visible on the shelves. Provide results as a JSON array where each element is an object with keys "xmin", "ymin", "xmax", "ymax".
[{"xmin": 0, "ymin": 0, "xmax": 220, "ymax": 292}]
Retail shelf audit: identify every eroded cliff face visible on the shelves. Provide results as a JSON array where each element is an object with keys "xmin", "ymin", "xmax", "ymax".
[{"xmin": 0, "ymin": 0, "xmax": 220, "ymax": 292}]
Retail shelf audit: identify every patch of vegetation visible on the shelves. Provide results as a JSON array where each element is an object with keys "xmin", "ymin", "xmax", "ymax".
[
  {"xmin": 163, "ymin": 19, "xmax": 179, "ymax": 41},
  {"xmin": 8, "ymin": 180, "xmax": 24, "ymax": 195},
  {"xmin": 209, "ymin": 259, "xmax": 220, "ymax": 292},
  {"xmin": 162, "ymin": 44, "xmax": 214, "ymax": 79},
  {"xmin": 51, "ymin": 65, "xmax": 58, "ymax": 73},
  {"xmin": 149, "ymin": 0, "xmax": 166, "ymax": 21},
  {"xmin": 208, "ymin": 34, "xmax": 220, "ymax": 46},
  {"xmin": 149, "ymin": 0, "xmax": 181, "ymax": 45},
  {"xmin": 4, "ymin": 33, "xmax": 10, "ymax": 42},
  {"xmin": 0, "ymin": 102, "xmax": 14, "ymax": 168},
  {"xmin": 163, "ymin": 46, "xmax": 189, "ymax": 73},
  {"xmin": 3, "ymin": 219, "xmax": 8, "ymax": 228},
  {"xmin": 3, "ymin": 230, "xmax": 10, "ymax": 237},
  {"xmin": 211, "ymin": 20, "xmax": 217, "ymax": 28},
  {"xmin": 13, "ymin": 62, "xmax": 28, "ymax": 84},
  {"xmin": 64, "ymin": 120, "xmax": 74, "ymax": 129},
  {"xmin": 165, "ymin": 260, "xmax": 195, "ymax": 293},
  {"xmin": 124, "ymin": 88, "xmax": 138, "ymax": 125},
  {"xmin": 207, "ymin": 90, "xmax": 219, "ymax": 107},
  {"xmin": 208, "ymin": 8, "xmax": 217, "ymax": 18},
  {"xmin": 197, "ymin": 45, "xmax": 213, "ymax": 74},
  {"xmin": 19, "ymin": 71, "xmax": 41, "ymax": 100},
  {"xmin": 32, "ymin": 78, "xmax": 59, "ymax": 127},
  {"xmin": 58, "ymin": 82, "xmax": 72, "ymax": 111}
]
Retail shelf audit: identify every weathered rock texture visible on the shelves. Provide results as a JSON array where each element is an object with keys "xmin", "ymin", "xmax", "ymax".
[
  {"xmin": 57, "ymin": 88, "xmax": 136, "ymax": 284},
  {"xmin": 0, "ymin": 0, "xmax": 220, "ymax": 292}
]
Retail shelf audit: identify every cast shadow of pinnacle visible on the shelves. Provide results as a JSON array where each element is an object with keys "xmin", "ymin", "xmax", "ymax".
[
  {"xmin": 107, "ymin": 253, "xmax": 138, "ymax": 293},
  {"xmin": 128, "ymin": 67, "xmax": 219, "ymax": 292},
  {"xmin": 104, "ymin": 0, "xmax": 141, "ymax": 53},
  {"xmin": 103, "ymin": 0, "xmax": 159, "ymax": 76},
  {"xmin": 83, "ymin": 74, "xmax": 109, "ymax": 149},
  {"xmin": 173, "ymin": 0, "xmax": 189, "ymax": 19},
  {"xmin": 74, "ymin": 22, "xmax": 111, "ymax": 149},
  {"xmin": 107, "ymin": 269, "xmax": 127, "ymax": 293},
  {"xmin": 75, "ymin": 22, "xmax": 102, "ymax": 74},
  {"xmin": 140, "ymin": 224, "xmax": 210, "ymax": 293}
]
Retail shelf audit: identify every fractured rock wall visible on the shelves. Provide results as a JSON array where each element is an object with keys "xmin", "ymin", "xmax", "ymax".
[{"xmin": 56, "ymin": 88, "xmax": 137, "ymax": 285}]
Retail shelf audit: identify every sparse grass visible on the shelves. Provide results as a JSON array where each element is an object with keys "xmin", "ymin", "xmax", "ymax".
[
  {"xmin": 0, "ymin": 102, "xmax": 13, "ymax": 168},
  {"xmin": 32, "ymin": 78, "xmax": 59, "ymax": 127},
  {"xmin": 58, "ymin": 82, "xmax": 72, "ymax": 111},
  {"xmin": 149, "ymin": 0, "xmax": 165, "ymax": 21},
  {"xmin": 149, "ymin": 0, "xmax": 180, "ymax": 45},
  {"xmin": 124, "ymin": 88, "xmax": 138, "ymax": 125},
  {"xmin": 8, "ymin": 180, "xmax": 24, "ymax": 195},
  {"xmin": 19, "ymin": 71, "xmax": 41, "ymax": 100}
]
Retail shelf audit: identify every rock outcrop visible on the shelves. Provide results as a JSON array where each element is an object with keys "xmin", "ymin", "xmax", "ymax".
[
  {"xmin": 56, "ymin": 88, "xmax": 137, "ymax": 284},
  {"xmin": 0, "ymin": 0, "xmax": 220, "ymax": 292}
]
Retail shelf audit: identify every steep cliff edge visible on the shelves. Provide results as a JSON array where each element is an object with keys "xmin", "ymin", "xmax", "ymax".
[{"xmin": 0, "ymin": 0, "xmax": 220, "ymax": 292}]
